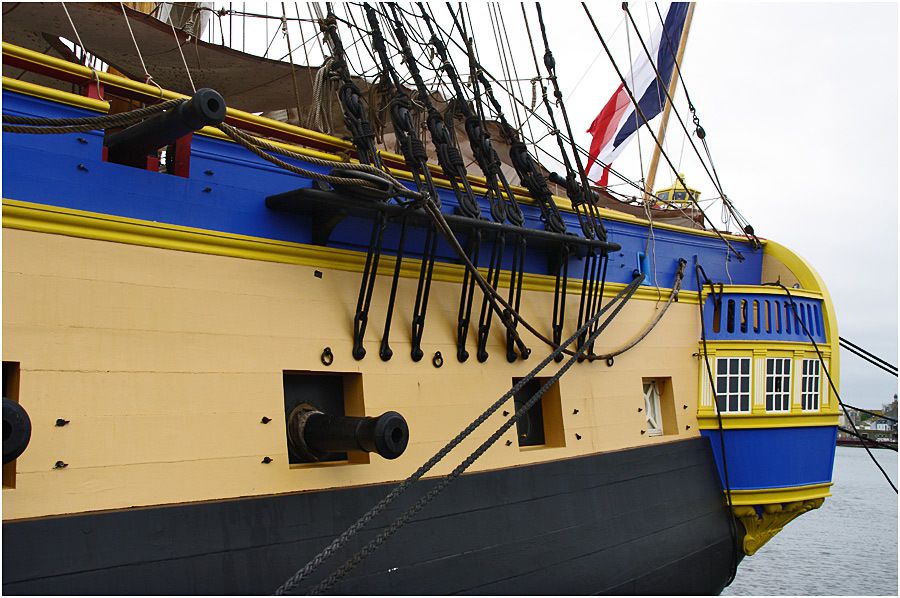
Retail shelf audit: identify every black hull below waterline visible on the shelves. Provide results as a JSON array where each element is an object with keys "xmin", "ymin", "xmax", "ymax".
[{"xmin": 3, "ymin": 438, "xmax": 742, "ymax": 595}]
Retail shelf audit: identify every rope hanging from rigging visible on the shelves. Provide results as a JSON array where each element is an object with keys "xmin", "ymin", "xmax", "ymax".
[
  {"xmin": 274, "ymin": 269, "xmax": 648, "ymax": 595},
  {"xmin": 581, "ymin": 2, "xmax": 747, "ymax": 263},
  {"xmin": 762, "ymin": 281, "xmax": 898, "ymax": 494}
]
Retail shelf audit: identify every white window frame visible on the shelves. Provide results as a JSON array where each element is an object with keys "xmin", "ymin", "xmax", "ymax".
[
  {"xmin": 801, "ymin": 359, "xmax": 821, "ymax": 412},
  {"xmin": 765, "ymin": 357, "xmax": 792, "ymax": 413},
  {"xmin": 715, "ymin": 357, "xmax": 752, "ymax": 413},
  {"xmin": 643, "ymin": 381, "xmax": 663, "ymax": 436}
]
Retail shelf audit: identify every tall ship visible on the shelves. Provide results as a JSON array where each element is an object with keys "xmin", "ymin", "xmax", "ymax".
[{"xmin": 2, "ymin": 2, "xmax": 841, "ymax": 594}]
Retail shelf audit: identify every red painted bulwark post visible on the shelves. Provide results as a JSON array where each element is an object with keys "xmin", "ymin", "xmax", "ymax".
[
  {"xmin": 171, "ymin": 133, "xmax": 193, "ymax": 177},
  {"xmin": 86, "ymin": 80, "xmax": 104, "ymax": 100}
]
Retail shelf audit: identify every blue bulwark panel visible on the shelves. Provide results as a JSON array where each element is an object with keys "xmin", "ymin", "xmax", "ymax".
[
  {"xmin": 704, "ymin": 293, "xmax": 826, "ymax": 343},
  {"xmin": 701, "ymin": 426, "xmax": 837, "ymax": 490},
  {"xmin": 2, "ymin": 90, "xmax": 763, "ymax": 287}
]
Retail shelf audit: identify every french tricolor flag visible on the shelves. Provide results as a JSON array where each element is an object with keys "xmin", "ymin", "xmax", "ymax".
[{"xmin": 586, "ymin": 3, "xmax": 690, "ymax": 186}]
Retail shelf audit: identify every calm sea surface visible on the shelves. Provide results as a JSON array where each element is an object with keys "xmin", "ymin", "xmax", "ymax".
[{"xmin": 722, "ymin": 446, "xmax": 898, "ymax": 596}]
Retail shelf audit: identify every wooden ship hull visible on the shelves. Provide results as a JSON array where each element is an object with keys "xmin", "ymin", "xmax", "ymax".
[{"xmin": 1, "ymin": 16, "xmax": 839, "ymax": 595}]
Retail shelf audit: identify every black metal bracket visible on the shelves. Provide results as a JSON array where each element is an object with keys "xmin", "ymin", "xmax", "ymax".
[{"xmin": 265, "ymin": 187, "xmax": 621, "ymax": 255}]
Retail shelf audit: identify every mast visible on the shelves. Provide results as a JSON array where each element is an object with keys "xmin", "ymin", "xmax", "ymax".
[{"xmin": 643, "ymin": 1, "xmax": 696, "ymax": 201}]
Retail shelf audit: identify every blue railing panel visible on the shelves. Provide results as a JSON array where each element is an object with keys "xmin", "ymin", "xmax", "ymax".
[{"xmin": 705, "ymin": 292, "xmax": 826, "ymax": 343}]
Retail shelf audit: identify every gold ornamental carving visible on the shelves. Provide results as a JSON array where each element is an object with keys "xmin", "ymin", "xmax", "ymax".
[{"xmin": 732, "ymin": 498, "xmax": 825, "ymax": 556}]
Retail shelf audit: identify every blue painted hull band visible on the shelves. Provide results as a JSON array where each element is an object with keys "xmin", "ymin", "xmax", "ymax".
[
  {"xmin": 701, "ymin": 426, "xmax": 837, "ymax": 491},
  {"xmin": 3, "ymin": 90, "xmax": 763, "ymax": 287}
]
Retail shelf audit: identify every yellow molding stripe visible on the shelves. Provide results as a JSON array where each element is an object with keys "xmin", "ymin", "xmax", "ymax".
[
  {"xmin": 2, "ymin": 77, "xmax": 110, "ymax": 113},
  {"xmin": 700, "ymin": 340, "xmax": 832, "ymax": 354},
  {"xmin": 714, "ymin": 284, "xmax": 823, "ymax": 301},
  {"xmin": 726, "ymin": 483, "xmax": 833, "ymax": 506},
  {"xmin": 2, "ymin": 42, "xmax": 759, "ymax": 244},
  {"xmin": 2, "ymin": 198, "xmax": 701, "ymax": 304},
  {"xmin": 697, "ymin": 412, "xmax": 839, "ymax": 429},
  {"xmin": 762, "ymin": 239, "xmax": 840, "ymax": 391}
]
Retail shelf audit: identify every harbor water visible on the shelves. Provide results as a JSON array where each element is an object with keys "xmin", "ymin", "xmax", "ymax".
[{"xmin": 722, "ymin": 446, "xmax": 898, "ymax": 596}]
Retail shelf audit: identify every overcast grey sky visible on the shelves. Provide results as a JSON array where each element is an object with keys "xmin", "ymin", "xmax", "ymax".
[
  {"xmin": 479, "ymin": 1, "xmax": 899, "ymax": 409},
  {"xmin": 679, "ymin": 2, "xmax": 898, "ymax": 410},
  {"xmin": 226, "ymin": 1, "xmax": 898, "ymax": 408}
]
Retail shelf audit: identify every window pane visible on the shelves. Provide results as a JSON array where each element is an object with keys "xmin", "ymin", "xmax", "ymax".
[
  {"xmin": 718, "ymin": 359, "xmax": 727, "ymax": 374},
  {"xmin": 766, "ymin": 396, "xmax": 773, "ymax": 411},
  {"xmin": 740, "ymin": 395, "xmax": 749, "ymax": 411},
  {"xmin": 740, "ymin": 377, "xmax": 749, "ymax": 393},
  {"xmin": 729, "ymin": 396, "xmax": 738, "ymax": 412},
  {"xmin": 740, "ymin": 359, "xmax": 749, "ymax": 375},
  {"xmin": 730, "ymin": 360, "xmax": 738, "ymax": 375}
]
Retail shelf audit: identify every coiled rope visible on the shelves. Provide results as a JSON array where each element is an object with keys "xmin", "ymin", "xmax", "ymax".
[{"xmin": 274, "ymin": 271, "xmax": 646, "ymax": 595}]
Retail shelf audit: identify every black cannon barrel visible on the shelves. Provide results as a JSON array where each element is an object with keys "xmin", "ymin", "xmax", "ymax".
[
  {"xmin": 105, "ymin": 88, "xmax": 226, "ymax": 168},
  {"xmin": 288, "ymin": 407, "xmax": 409, "ymax": 461},
  {"xmin": 3, "ymin": 398, "xmax": 32, "ymax": 464}
]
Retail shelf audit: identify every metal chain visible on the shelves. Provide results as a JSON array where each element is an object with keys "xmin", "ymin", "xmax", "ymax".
[{"xmin": 273, "ymin": 271, "xmax": 646, "ymax": 595}]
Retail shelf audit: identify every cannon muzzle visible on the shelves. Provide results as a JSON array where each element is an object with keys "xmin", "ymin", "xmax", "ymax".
[
  {"xmin": 3, "ymin": 398, "xmax": 31, "ymax": 464},
  {"xmin": 105, "ymin": 88, "xmax": 226, "ymax": 168},
  {"xmin": 287, "ymin": 405, "xmax": 409, "ymax": 461}
]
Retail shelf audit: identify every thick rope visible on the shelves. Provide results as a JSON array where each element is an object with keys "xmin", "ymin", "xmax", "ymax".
[
  {"xmin": 695, "ymin": 264, "xmax": 740, "ymax": 587},
  {"xmin": 216, "ymin": 122, "xmax": 420, "ymax": 200},
  {"xmin": 591, "ymin": 258, "xmax": 686, "ymax": 361},
  {"xmin": 2, "ymin": 98, "xmax": 186, "ymax": 134},
  {"xmin": 60, "ymin": 2, "xmax": 104, "ymax": 101},
  {"xmin": 765, "ymin": 282, "xmax": 898, "ymax": 494},
  {"xmin": 273, "ymin": 272, "xmax": 646, "ymax": 595}
]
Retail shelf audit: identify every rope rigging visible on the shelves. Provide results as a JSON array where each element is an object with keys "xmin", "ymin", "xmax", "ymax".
[
  {"xmin": 434, "ymin": 2, "xmax": 530, "ymax": 363},
  {"xmin": 273, "ymin": 270, "xmax": 648, "ymax": 595},
  {"xmin": 839, "ymin": 336, "xmax": 898, "ymax": 377},
  {"xmin": 837, "ymin": 426, "xmax": 898, "ymax": 452},
  {"xmin": 386, "ymin": 2, "xmax": 706, "ymax": 224},
  {"xmin": 581, "ymin": 2, "xmax": 746, "ymax": 263},
  {"xmin": 620, "ymin": 3, "xmax": 758, "ymax": 247},
  {"xmin": 2, "ymin": 98, "xmax": 186, "ymax": 133},
  {"xmin": 762, "ymin": 281, "xmax": 897, "ymax": 494},
  {"xmin": 386, "ymin": 3, "xmax": 529, "ymax": 364},
  {"xmin": 362, "ymin": 2, "xmax": 441, "ymax": 363},
  {"xmin": 529, "ymin": 4, "xmax": 613, "ymax": 359},
  {"xmin": 695, "ymin": 263, "xmax": 742, "ymax": 588}
]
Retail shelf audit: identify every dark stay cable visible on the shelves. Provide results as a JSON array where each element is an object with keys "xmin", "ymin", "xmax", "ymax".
[
  {"xmin": 839, "ymin": 337, "xmax": 898, "ymax": 377},
  {"xmin": 841, "ymin": 403, "xmax": 897, "ymax": 424},
  {"xmin": 838, "ymin": 426, "xmax": 898, "ymax": 452},
  {"xmin": 580, "ymin": 2, "xmax": 745, "ymax": 262},
  {"xmin": 621, "ymin": 3, "xmax": 757, "ymax": 247},
  {"xmin": 305, "ymin": 273, "xmax": 646, "ymax": 595},
  {"xmin": 766, "ymin": 282, "xmax": 898, "ymax": 494},
  {"xmin": 272, "ymin": 271, "xmax": 646, "ymax": 595},
  {"xmin": 695, "ymin": 263, "xmax": 740, "ymax": 586}
]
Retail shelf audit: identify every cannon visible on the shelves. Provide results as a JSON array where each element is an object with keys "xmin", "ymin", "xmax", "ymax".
[
  {"xmin": 105, "ymin": 88, "xmax": 226, "ymax": 168},
  {"xmin": 3, "ymin": 398, "xmax": 31, "ymax": 464},
  {"xmin": 287, "ymin": 404, "xmax": 409, "ymax": 462}
]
